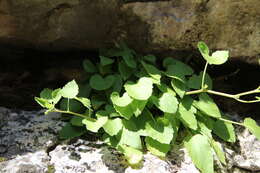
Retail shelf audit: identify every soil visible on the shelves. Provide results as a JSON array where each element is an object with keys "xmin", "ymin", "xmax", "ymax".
[{"xmin": 0, "ymin": 48, "xmax": 259, "ymax": 120}]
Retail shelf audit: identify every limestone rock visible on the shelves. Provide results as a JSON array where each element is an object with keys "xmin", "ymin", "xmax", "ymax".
[{"xmin": 0, "ymin": 0, "xmax": 259, "ymax": 63}]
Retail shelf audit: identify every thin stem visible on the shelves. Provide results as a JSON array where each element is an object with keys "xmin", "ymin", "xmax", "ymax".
[
  {"xmin": 218, "ymin": 117, "xmax": 244, "ymax": 126},
  {"xmin": 53, "ymin": 108, "xmax": 86, "ymax": 119},
  {"xmin": 201, "ymin": 62, "xmax": 209, "ymax": 89},
  {"xmin": 67, "ymin": 98, "xmax": 70, "ymax": 112}
]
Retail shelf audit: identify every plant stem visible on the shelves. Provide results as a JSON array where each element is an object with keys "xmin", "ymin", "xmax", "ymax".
[
  {"xmin": 218, "ymin": 117, "xmax": 244, "ymax": 126},
  {"xmin": 53, "ymin": 108, "xmax": 86, "ymax": 118},
  {"xmin": 185, "ymin": 88, "xmax": 260, "ymax": 103},
  {"xmin": 67, "ymin": 98, "xmax": 70, "ymax": 112},
  {"xmin": 201, "ymin": 62, "xmax": 209, "ymax": 89}
]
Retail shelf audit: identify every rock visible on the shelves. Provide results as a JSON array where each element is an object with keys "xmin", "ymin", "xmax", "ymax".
[
  {"xmin": 0, "ymin": 107, "xmax": 259, "ymax": 173},
  {"xmin": 0, "ymin": 108, "xmax": 63, "ymax": 158},
  {"xmin": 0, "ymin": 0, "xmax": 259, "ymax": 63}
]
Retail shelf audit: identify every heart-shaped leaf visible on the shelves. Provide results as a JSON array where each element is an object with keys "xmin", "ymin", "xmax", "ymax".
[
  {"xmin": 60, "ymin": 80, "xmax": 79, "ymax": 98},
  {"xmin": 89, "ymin": 74, "xmax": 115, "ymax": 90},
  {"xmin": 171, "ymin": 79, "xmax": 188, "ymax": 98},
  {"xmin": 111, "ymin": 92, "xmax": 133, "ymax": 107},
  {"xmin": 244, "ymin": 118, "xmax": 260, "ymax": 140},
  {"xmin": 124, "ymin": 77, "xmax": 153, "ymax": 100},
  {"xmin": 118, "ymin": 61, "xmax": 133, "ymax": 80},
  {"xmin": 59, "ymin": 123, "xmax": 86, "ymax": 139},
  {"xmin": 143, "ymin": 54, "xmax": 156, "ymax": 64},
  {"xmin": 176, "ymin": 104, "xmax": 197, "ymax": 130}
]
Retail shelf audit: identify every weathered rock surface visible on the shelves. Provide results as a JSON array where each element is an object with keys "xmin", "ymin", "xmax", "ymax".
[
  {"xmin": 0, "ymin": 0, "xmax": 259, "ymax": 63},
  {"xmin": 0, "ymin": 107, "xmax": 259, "ymax": 173}
]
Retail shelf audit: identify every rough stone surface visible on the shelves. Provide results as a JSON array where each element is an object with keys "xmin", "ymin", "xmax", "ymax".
[
  {"xmin": 0, "ymin": 107, "xmax": 259, "ymax": 173},
  {"xmin": 0, "ymin": 0, "xmax": 259, "ymax": 63}
]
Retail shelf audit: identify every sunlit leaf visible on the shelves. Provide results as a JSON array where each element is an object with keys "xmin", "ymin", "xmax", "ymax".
[
  {"xmin": 82, "ymin": 111, "xmax": 108, "ymax": 132},
  {"xmin": 145, "ymin": 137, "xmax": 171, "ymax": 158},
  {"xmin": 124, "ymin": 77, "xmax": 153, "ymax": 100},
  {"xmin": 185, "ymin": 134, "xmax": 214, "ymax": 173},
  {"xmin": 152, "ymin": 93, "xmax": 178, "ymax": 114},
  {"xmin": 194, "ymin": 93, "xmax": 221, "ymax": 118},
  {"xmin": 176, "ymin": 104, "xmax": 197, "ymax": 130},
  {"xmin": 119, "ymin": 145, "xmax": 143, "ymax": 166},
  {"xmin": 210, "ymin": 139, "xmax": 226, "ymax": 165},
  {"xmin": 103, "ymin": 118, "xmax": 123, "ymax": 136},
  {"xmin": 171, "ymin": 79, "xmax": 188, "ymax": 98},
  {"xmin": 111, "ymin": 92, "xmax": 133, "ymax": 107},
  {"xmin": 244, "ymin": 118, "xmax": 260, "ymax": 140},
  {"xmin": 60, "ymin": 80, "xmax": 79, "ymax": 98}
]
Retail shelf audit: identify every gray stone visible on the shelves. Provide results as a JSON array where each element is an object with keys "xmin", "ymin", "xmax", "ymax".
[{"xmin": 0, "ymin": 0, "xmax": 259, "ymax": 63}]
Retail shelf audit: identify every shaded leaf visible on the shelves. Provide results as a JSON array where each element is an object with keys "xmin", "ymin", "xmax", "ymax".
[
  {"xmin": 59, "ymin": 123, "xmax": 86, "ymax": 139},
  {"xmin": 89, "ymin": 74, "xmax": 115, "ymax": 90},
  {"xmin": 100, "ymin": 56, "xmax": 114, "ymax": 66},
  {"xmin": 171, "ymin": 79, "xmax": 188, "ymax": 98},
  {"xmin": 70, "ymin": 116, "xmax": 84, "ymax": 126},
  {"xmin": 213, "ymin": 120, "xmax": 236, "ymax": 143},
  {"xmin": 82, "ymin": 59, "xmax": 97, "ymax": 73},
  {"xmin": 188, "ymin": 72, "xmax": 213, "ymax": 89},
  {"xmin": 141, "ymin": 61, "xmax": 161, "ymax": 84},
  {"xmin": 118, "ymin": 61, "xmax": 133, "ymax": 80}
]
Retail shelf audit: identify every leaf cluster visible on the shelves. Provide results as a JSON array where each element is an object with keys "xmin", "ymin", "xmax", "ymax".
[{"xmin": 35, "ymin": 42, "xmax": 260, "ymax": 173}]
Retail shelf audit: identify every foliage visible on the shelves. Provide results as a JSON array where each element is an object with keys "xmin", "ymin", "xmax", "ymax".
[{"xmin": 35, "ymin": 41, "xmax": 260, "ymax": 173}]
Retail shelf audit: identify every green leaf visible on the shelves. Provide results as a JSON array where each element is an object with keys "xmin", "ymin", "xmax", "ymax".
[
  {"xmin": 119, "ymin": 145, "xmax": 143, "ymax": 166},
  {"xmin": 75, "ymin": 97, "xmax": 91, "ymax": 109},
  {"xmin": 164, "ymin": 58, "xmax": 193, "ymax": 82},
  {"xmin": 171, "ymin": 79, "xmax": 188, "ymax": 98},
  {"xmin": 51, "ymin": 88, "xmax": 62, "ymax": 104},
  {"xmin": 176, "ymin": 104, "xmax": 197, "ymax": 130},
  {"xmin": 157, "ymin": 83, "xmax": 176, "ymax": 96},
  {"xmin": 145, "ymin": 121, "xmax": 174, "ymax": 144},
  {"xmin": 70, "ymin": 116, "xmax": 84, "ymax": 126},
  {"xmin": 244, "ymin": 118, "xmax": 260, "ymax": 140},
  {"xmin": 209, "ymin": 51, "xmax": 229, "ymax": 65},
  {"xmin": 118, "ymin": 61, "xmax": 133, "ymax": 80},
  {"xmin": 114, "ymin": 44, "xmax": 137, "ymax": 68},
  {"xmin": 210, "ymin": 139, "xmax": 226, "ymax": 165},
  {"xmin": 213, "ymin": 120, "xmax": 236, "ymax": 143},
  {"xmin": 111, "ymin": 92, "xmax": 133, "ymax": 107},
  {"xmin": 82, "ymin": 59, "xmax": 97, "ymax": 73},
  {"xmin": 152, "ymin": 93, "xmax": 178, "ymax": 114},
  {"xmin": 60, "ymin": 80, "xmax": 79, "ymax": 99},
  {"xmin": 145, "ymin": 137, "xmax": 171, "ymax": 158},
  {"xmin": 197, "ymin": 42, "xmax": 229, "ymax": 65},
  {"xmin": 103, "ymin": 118, "xmax": 123, "ymax": 136},
  {"xmin": 89, "ymin": 74, "xmax": 115, "ymax": 90},
  {"xmin": 40, "ymin": 88, "xmax": 53, "ymax": 100},
  {"xmin": 119, "ymin": 120, "xmax": 142, "ymax": 149},
  {"xmin": 143, "ymin": 54, "xmax": 156, "ymax": 64},
  {"xmin": 188, "ymin": 72, "xmax": 213, "ymax": 89},
  {"xmin": 82, "ymin": 111, "xmax": 108, "ymax": 132},
  {"xmin": 197, "ymin": 41, "xmax": 210, "ymax": 60},
  {"xmin": 91, "ymin": 98, "xmax": 105, "ymax": 110},
  {"xmin": 131, "ymin": 99, "xmax": 147, "ymax": 117},
  {"xmin": 100, "ymin": 56, "xmax": 114, "ymax": 66},
  {"xmin": 60, "ymin": 99, "xmax": 84, "ymax": 113},
  {"xmin": 194, "ymin": 93, "xmax": 221, "ymax": 118},
  {"xmin": 59, "ymin": 123, "xmax": 86, "ymax": 139},
  {"xmin": 113, "ymin": 104, "xmax": 133, "ymax": 120},
  {"xmin": 124, "ymin": 77, "xmax": 153, "ymax": 100},
  {"xmin": 112, "ymin": 74, "xmax": 123, "ymax": 93},
  {"xmin": 184, "ymin": 134, "xmax": 214, "ymax": 173},
  {"xmin": 34, "ymin": 97, "xmax": 54, "ymax": 109},
  {"xmin": 141, "ymin": 61, "xmax": 161, "ymax": 84}
]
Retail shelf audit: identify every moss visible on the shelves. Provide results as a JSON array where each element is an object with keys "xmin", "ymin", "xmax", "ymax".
[
  {"xmin": 0, "ymin": 157, "xmax": 7, "ymax": 162},
  {"xmin": 46, "ymin": 165, "xmax": 55, "ymax": 173}
]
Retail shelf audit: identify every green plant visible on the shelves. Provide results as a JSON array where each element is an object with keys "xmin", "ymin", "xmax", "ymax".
[{"xmin": 35, "ymin": 42, "xmax": 260, "ymax": 173}]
